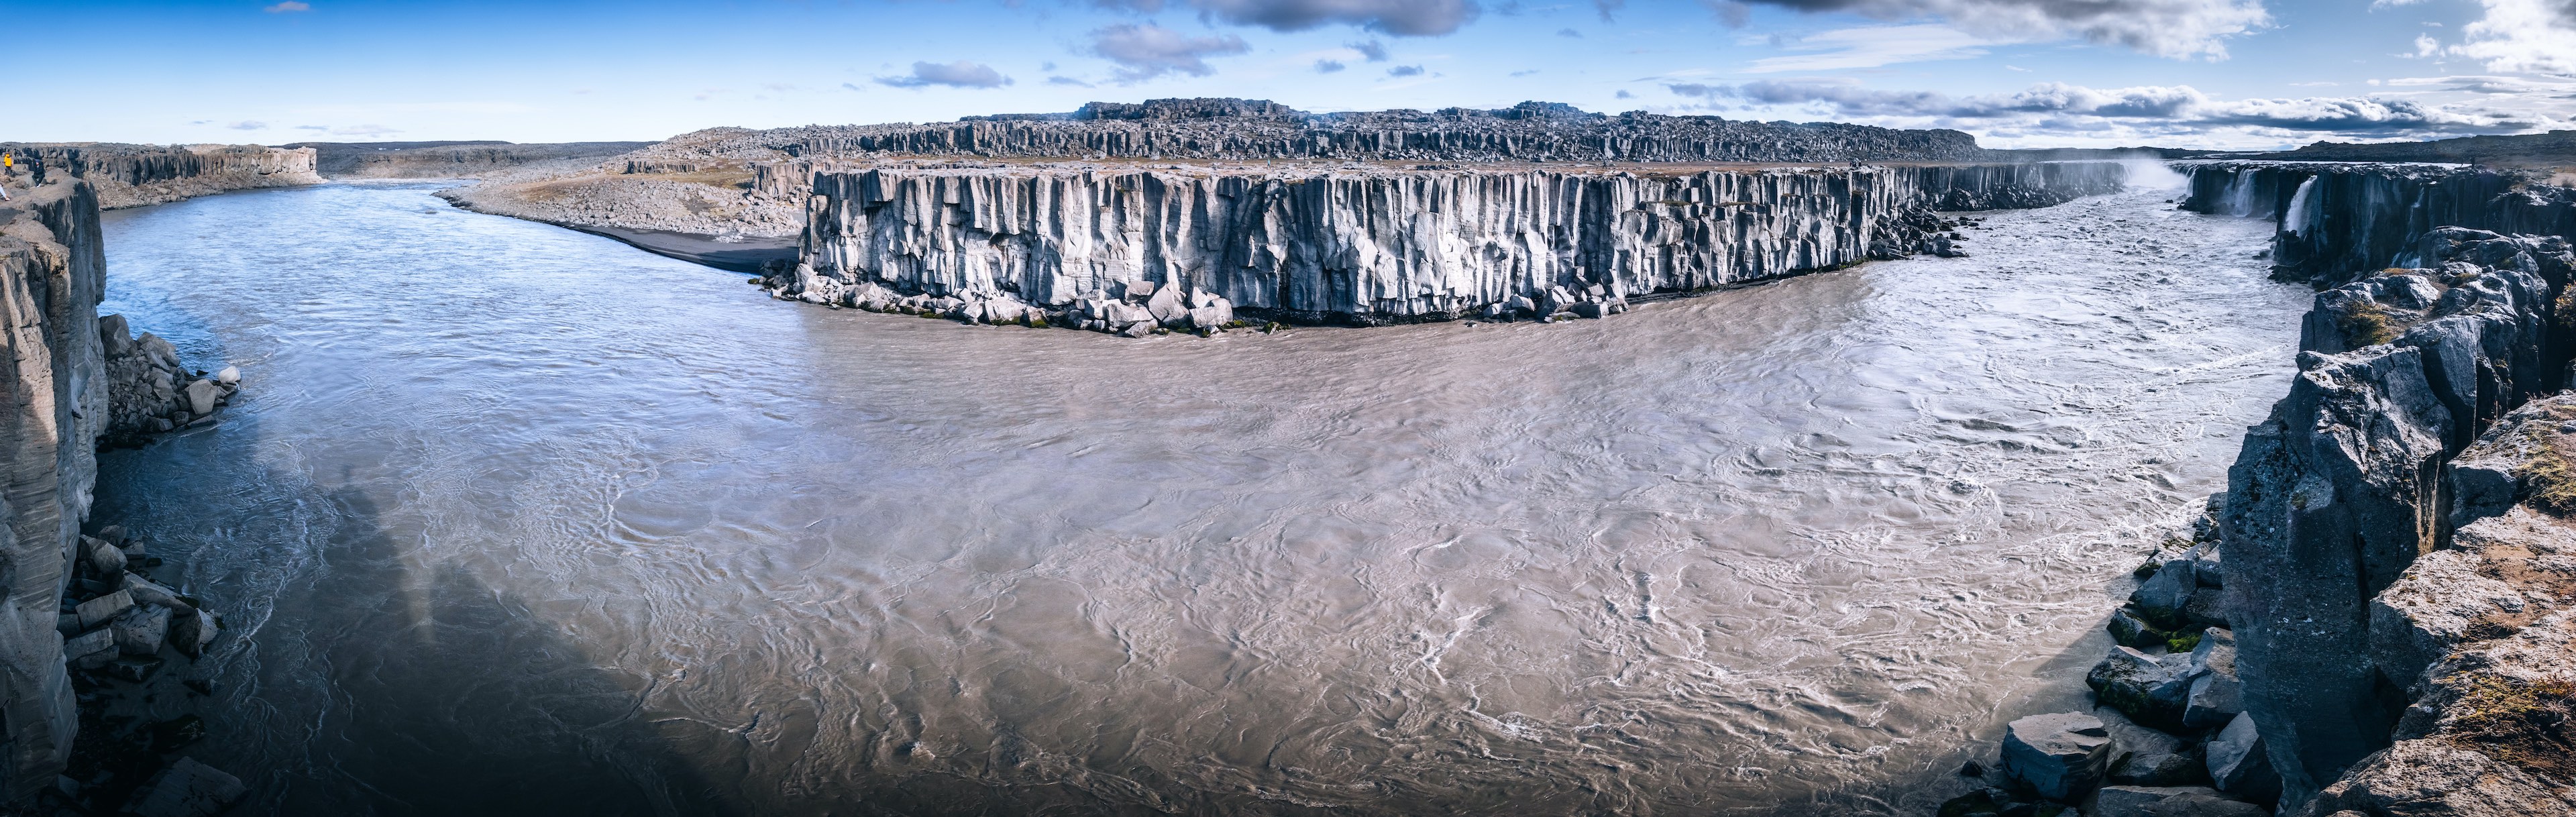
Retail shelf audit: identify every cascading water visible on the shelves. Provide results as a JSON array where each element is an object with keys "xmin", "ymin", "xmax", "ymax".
[{"xmin": 2283, "ymin": 177, "xmax": 2320, "ymax": 237}]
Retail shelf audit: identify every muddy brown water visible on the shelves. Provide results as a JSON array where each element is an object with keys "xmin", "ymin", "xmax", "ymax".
[{"xmin": 93, "ymin": 179, "xmax": 2302, "ymax": 815}]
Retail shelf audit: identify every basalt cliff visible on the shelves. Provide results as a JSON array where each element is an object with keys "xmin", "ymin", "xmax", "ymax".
[
  {"xmin": 0, "ymin": 165, "xmax": 246, "ymax": 810},
  {"xmin": 0, "ymin": 143, "xmax": 320, "ymax": 210},
  {"xmin": 1954, "ymin": 165, "xmax": 2576, "ymax": 817},
  {"xmin": 783, "ymin": 160, "xmax": 2125, "ymax": 329}
]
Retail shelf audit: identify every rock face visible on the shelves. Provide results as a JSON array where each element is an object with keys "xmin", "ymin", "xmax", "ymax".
[
  {"xmin": 282, "ymin": 140, "xmax": 651, "ymax": 180},
  {"xmin": 2181, "ymin": 162, "xmax": 2576, "ymax": 288},
  {"xmin": 795, "ymin": 162, "xmax": 2125, "ymax": 326},
  {"xmin": 0, "ymin": 175, "xmax": 108, "ymax": 801},
  {"xmin": 2218, "ymin": 227, "xmax": 2575, "ymax": 807},
  {"xmin": 0, "ymin": 143, "xmax": 321, "ymax": 210}
]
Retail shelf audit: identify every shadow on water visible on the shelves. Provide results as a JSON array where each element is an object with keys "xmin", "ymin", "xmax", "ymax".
[
  {"xmin": 280, "ymin": 478, "xmax": 744, "ymax": 816},
  {"xmin": 94, "ymin": 457, "xmax": 743, "ymax": 816}
]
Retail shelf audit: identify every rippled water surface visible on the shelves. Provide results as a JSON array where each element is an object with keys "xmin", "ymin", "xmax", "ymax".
[{"xmin": 95, "ymin": 180, "xmax": 2304, "ymax": 816}]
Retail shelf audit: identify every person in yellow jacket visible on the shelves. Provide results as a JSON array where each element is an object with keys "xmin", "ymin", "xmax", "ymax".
[{"xmin": 1, "ymin": 154, "xmax": 13, "ymax": 201}]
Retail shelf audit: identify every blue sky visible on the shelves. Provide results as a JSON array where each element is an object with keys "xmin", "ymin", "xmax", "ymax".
[{"xmin": 10, "ymin": 0, "xmax": 2571, "ymax": 149}]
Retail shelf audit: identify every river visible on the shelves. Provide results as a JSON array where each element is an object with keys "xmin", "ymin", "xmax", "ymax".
[{"xmin": 93, "ymin": 178, "xmax": 2305, "ymax": 815}]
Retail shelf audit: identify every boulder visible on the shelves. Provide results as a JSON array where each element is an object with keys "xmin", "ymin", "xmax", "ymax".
[
  {"xmin": 215, "ymin": 365, "xmax": 239, "ymax": 386},
  {"xmin": 2110, "ymin": 749, "xmax": 2207, "ymax": 788},
  {"xmin": 121, "ymin": 757, "xmax": 246, "ymax": 817},
  {"xmin": 64, "ymin": 629, "xmax": 116, "ymax": 669},
  {"xmin": 2204, "ymin": 712, "xmax": 2279, "ymax": 801},
  {"xmin": 184, "ymin": 378, "xmax": 220, "ymax": 415},
  {"xmin": 1187, "ymin": 305, "xmax": 1228, "ymax": 331},
  {"xmin": 2002, "ymin": 712, "xmax": 2112, "ymax": 800},
  {"xmin": 2097, "ymin": 706, "xmax": 2202, "ymax": 787},
  {"xmin": 86, "ymin": 535, "xmax": 127, "ymax": 576},
  {"xmin": 100, "ymin": 313, "xmax": 135, "ymax": 356},
  {"xmin": 2088, "ymin": 647, "xmax": 2194, "ymax": 728},
  {"xmin": 122, "ymin": 576, "xmax": 195, "ymax": 613},
  {"xmin": 1146, "ymin": 285, "xmax": 1189, "ymax": 327},
  {"xmin": 2090, "ymin": 785, "xmax": 2264, "ymax": 817},
  {"xmin": 2182, "ymin": 629, "xmax": 2243, "ymax": 729},
  {"xmin": 77, "ymin": 589, "xmax": 136, "ymax": 630},
  {"xmin": 1123, "ymin": 280, "xmax": 1157, "ymax": 302},
  {"xmin": 113, "ymin": 605, "xmax": 171, "ymax": 655},
  {"xmin": 169, "ymin": 608, "xmax": 218, "ymax": 657},
  {"xmin": 2108, "ymin": 608, "xmax": 2163, "ymax": 649}
]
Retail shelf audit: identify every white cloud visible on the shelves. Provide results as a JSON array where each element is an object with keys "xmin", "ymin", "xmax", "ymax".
[
  {"xmin": 1733, "ymin": 0, "xmax": 2269, "ymax": 59},
  {"xmin": 262, "ymin": 1, "xmax": 309, "ymax": 12},
  {"xmin": 1089, "ymin": 23, "xmax": 1252, "ymax": 82},
  {"xmin": 227, "ymin": 121, "xmax": 267, "ymax": 130},
  {"xmin": 875, "ymin": 61, "xmax": 1013, "ymax": 89},
  {"xmin": 1099, "ymin": 0, "xmax": 1479, "ymax": 36},
  {"xmin": 2443, "ymin": 0, "xmax": 2576, "ymax": 75},
  {"xmin": 1747, "ymin": 23, "xmax": 2000, "ymax": 72},
  {"xmin": 1667, "ymin": 78, "xmax": 2560, "ymax": 144}
]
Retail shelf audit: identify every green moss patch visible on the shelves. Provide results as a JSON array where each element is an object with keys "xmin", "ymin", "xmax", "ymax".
[
  {"xmin": 2334, "ymin": 300, "xmax": 2400, "ymax": 347},
  {"xmin": 2449, "ymin": 675, "xmax": 2576, "ymax": 779}
]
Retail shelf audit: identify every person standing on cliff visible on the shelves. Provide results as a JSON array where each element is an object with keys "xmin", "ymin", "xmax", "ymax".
[{"xmin": 0, "ymin": 154, "xmax": 13, "ymax": 201}]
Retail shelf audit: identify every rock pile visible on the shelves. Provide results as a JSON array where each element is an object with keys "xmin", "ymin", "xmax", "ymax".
[
  {"xmin": 97, "ymin": 314, "xmax": 241, "ymax": 448},
  {"xmin": 52, "ymin": 523, "xmax": 246, "ymax": 816}
]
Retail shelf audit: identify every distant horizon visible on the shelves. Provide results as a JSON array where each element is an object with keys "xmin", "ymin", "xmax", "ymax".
[{"xmin": 11, "ymin": 1, "xmax": 2571, "ymax": 150}]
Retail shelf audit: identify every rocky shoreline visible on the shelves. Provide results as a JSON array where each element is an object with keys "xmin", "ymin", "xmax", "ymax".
[
  {"xmin": 1949, "ymin": 166, "xmax": 2576, "ymax": 816},
  {"xmin": 1, "ymin": 159, "xmax": 259, "ymax": 814}
]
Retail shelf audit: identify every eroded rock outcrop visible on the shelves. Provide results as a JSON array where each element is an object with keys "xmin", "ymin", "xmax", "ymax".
[
  {"xmin": 789, "ymin": 162, "xmax": 2125, "ymax": 329},
  {"xmin": 2182, "ymin": 162, "xmax": 2576, "ymax": 288},
  {"xmin": 2219, "ymin": 228, "xmax": 2573, "ymax": 808},
  {"xmin": 0, "ymin": 175, "xmax": 107, "ymax": 802},
  {"xmin": 0, "ymin": 143, "xmax": 321, "ymax": 210},
  {"xmin": 2290, "ymin": 397, "xmax": 2576, "ymax": 816}
]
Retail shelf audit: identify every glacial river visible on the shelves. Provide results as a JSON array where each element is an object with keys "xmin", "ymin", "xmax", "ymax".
[{"xmin": 95, "ymin": 178, "xmax": 2304, "ymax": 816}]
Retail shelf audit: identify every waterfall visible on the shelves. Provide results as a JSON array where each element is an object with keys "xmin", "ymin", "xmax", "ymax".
[
  {"xmin": 2283, "ymin": 177, "xmax": 2320, "ymax": 237},
  {"xmin": 2224, "ymin": 172, "xmax": 2258, "ymax": 217}
]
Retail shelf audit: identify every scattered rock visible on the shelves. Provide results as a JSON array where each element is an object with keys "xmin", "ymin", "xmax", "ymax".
[
  {"xmin": 111, "ymin": 605, "xmax": 171, "ymax": 655},
  {"xmin": 86, "ymin": 536, "xmax": 128, "ymax": 576},
  {"xmin": 2090, "ymin": 785, "xmax": 2263, "ymax": 817},
  {"xmin": 2204, "ymin": 712, "xmax": 2279, "ymax": 801},
  {"xmin": 64, "ymin": 629, "xmax": 117, "ymax": 669},
  {"xmin": 76, "ymin": 590, "xmax": 136, "ymax": 631},
  {"xmin": 2002, "ymin": 712, "xmax": 2112, "ymax": 801},
  {"xmin": 2088, "ymin": 647, "xmax": 2194, "ymax": 728},
  {"xmin": 2182, "ymin": 629, "xmax": 2244, "ymax": 729}
]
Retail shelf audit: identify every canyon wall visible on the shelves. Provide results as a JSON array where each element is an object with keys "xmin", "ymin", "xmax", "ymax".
[
  {"xmin": 795, "ymin": 162, "xmax": 2126, "ymax": 325},
  {"xmin": 2176, "ymin": 160, "xmax": 2576, "ymax": 814},
  {"xmin": 286, "ymin": 141, "xmax": 651, "ymax": 180},
  {"xmin": 2183, "ymin": 162, "xmax": 2576, "ymax": 288},
  {"xmin": 0, "ymin": 176, "xmax": 105, "ymax": 802},
  {"xmin": 0, "ymin": 143, "xmax": 321, "ymax": 209}
]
